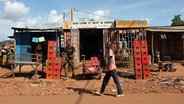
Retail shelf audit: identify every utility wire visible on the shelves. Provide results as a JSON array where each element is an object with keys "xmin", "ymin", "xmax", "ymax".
[{"xmin": 74, "ymin": 9, "xmax": 117, "ymax": 20}]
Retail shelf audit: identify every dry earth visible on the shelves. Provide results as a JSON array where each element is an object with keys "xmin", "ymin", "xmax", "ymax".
[{"xmin": 0, "ymin": 62, "xmax": 184, "ymax": 96}]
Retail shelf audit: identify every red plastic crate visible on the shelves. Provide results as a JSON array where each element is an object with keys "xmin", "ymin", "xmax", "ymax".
[
  {"xmin": 143, "ymin": 68, "xmax": 150, "ymax": 74},
  {"xmin": 90, "ymin": 57, "xmax": 99, "ymax": 66},
  {"xmin": 53, "ymin": 63, "xmax": 61, "ymax": 69},
  {"xmin": 46, "ymin": 66, "xmax": 53, "ymax": 74},
  {"xmin": 141, "ymin": 40, "xmax": 148, "ymax": 47},
  {"xmin": 133, "ymin": 46, "xmax": 141, "ymax": 52},
  {"xmin": 134, "ymin": 52, "xmax": 141, "ymax": 58},
  {"xmin": 134, "ymin": 63, "xmax": 142, "ymax": 69},
  {"xmin": 48, "ymin": 40, "xmax": 56, "ymax": 46},
  {"xmin": 47, "ymin": 52, "xmax": 56, "ymax": 58},
  {"xmin": 143, "ymin": 74, "xmax": 150, "ymax": 79},
  {"xmin": 52, "ymin": 68, "xmax": 61, "ymax": 74},
  {"xmin": 135, "ymin": 74, "xmax": 142, "ymax": 80},
  {"xmin": 133, "ymin": 40, "xmax": 141, "ymax": 46},
  {"xmin": 134, "ymin": 57, "xmax": 142, "ymax": 63},
  {"xmin": 90, "ymin": 57, "xmax": 98, "ymax": 61},
  {"xmin": 48, "ymin": 46, "xmax": 56, "ymax": 52},
  {"xmin": 141, "ymin": 52, "xmax": 148, "ymax": 57},
  {"xmin": 85, "ymin": 66, "xmax": 97, "ymax": 73},
  {"xmin": 141, "ymin": 46, "xmax": 148, "ymax": 52},
  {"xmin": 142, "ymin": 63, "xmax": 150, "ymax": 69},
  {"xmin": 46, "ymin": 74, "xmax": 52, "ymax": 79},
  {"xmin": 52, "ymin": 74, "xmax": 60, "ymax": 79},
  {"xmin": 134, "ymin": 69, "xmax": 142, "ymax": 74},
  {"xmin": 53, "ymin": 57, "xmax": 61, "ymax": 63},
  {"xmin": 142, "ymin": 56, "xmax": 149, "ymax": 63},
  {"xmin": 47, "ymin": 62, "xmax": 53, "ymax": 68},
  {"xmin": 47, "ymin": 57, "xmax": 54, "ymax": 63}
]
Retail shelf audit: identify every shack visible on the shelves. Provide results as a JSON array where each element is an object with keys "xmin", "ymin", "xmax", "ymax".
[
  {"xmin": 146, "ymin": 26, "xmax": 184, "ymax": 63},
  {"xmin": 10, "ymin": 27, "xmax": 63, "ymax": 78}
]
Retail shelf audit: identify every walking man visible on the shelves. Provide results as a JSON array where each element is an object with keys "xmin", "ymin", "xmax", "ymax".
[{"xmin": 95, "ymin": 42, "xmax": 124, "ymax": 97}]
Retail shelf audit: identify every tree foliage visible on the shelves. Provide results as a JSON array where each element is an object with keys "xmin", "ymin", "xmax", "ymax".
[{"xmin": 171, "ymin": 14, "xmax": 184, "ymax": 26}]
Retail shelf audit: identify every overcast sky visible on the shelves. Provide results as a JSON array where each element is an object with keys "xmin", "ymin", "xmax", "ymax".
[{"xmin": 0, "ymin": 0, "xmax": 184, "ymax": 41}]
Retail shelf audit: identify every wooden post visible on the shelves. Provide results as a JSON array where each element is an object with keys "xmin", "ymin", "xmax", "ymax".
[{"xmin": 151, "ymin": 32, "xmax": 154, "ymax": 64}]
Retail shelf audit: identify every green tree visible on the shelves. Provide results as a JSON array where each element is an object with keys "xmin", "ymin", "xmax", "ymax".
[{"xmin": 171, "ymin": 14, "xmax": 184, "ymax": 26}]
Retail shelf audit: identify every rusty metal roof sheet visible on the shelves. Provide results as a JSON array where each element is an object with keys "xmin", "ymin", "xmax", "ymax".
[{"xmin": 146, "ymin": 26, "xmax": 184, "ymax": 32}]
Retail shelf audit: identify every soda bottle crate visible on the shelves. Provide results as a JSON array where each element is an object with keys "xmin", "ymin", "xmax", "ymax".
[
  {"xmin": 52, "ymin": 74, "xmax": 60, "ymax": 79},
  {"xmin": 134, "ymin": 63, "xmax": 142, "ymax": 69},
  {"xmin": 143, "ymin": 68, "xmax": 150, "ymax": 74},
  {"xmin": 53, "ymin": 63, "xmax": 61, "ymax": 69},
  {"xmin": 48, "ymin": 40, "xmax": 56, "ymax": 46},
  {"xmin": 141, "ymin": 40, "xmax": 148, "ymax": 47},
  {"xmin": 90, "ymin": 57, "xmax": 98, "ymax": 61},
  {"xmin": 91, "ymin": 58, "xmax": 99, "ymax": 66},
  {"xmin": 47, "ymin": 62, "xmax": 53, "ymax": 68},
  {"xmin": 47, "ymin": 57, "xmax": 54, "ymax": 63},
  {"xmin": 46, "ymin": 73, "xmax": 52, "ymax": 79},
  {"xmin": 53, "ymin": 57, "xmax": 61, "ymax": 63},
  {"xmin": 48, "ymin": 46, "xmax": 56, "ymax": 52},
  {"xmin": 135, "ymin": 74, "xmax": 142, "ymax": 80},
  {"xmin": 141, "ymin": 56, "xmax": 149, "ymax": 63},
  {"xmin": 134, "ymin": 52, "xmax": 141, "ymax": 58},
  {"xmin": 133, "ymin": 46, "xmax": 141, "ymax": 52},
  {"xmin": 141, "ymin": 46, "xmax": 148, "ymax": 52},
  {"xmin": 134, "ymin": 68, "xmax": 142, "ymax": 74},
  {"xmin": 46, "ymin": 66, "xmax": 53, "ymax": 74},
  {"xmin": 52, "ymin": 68, "xmax": 61, "ymax": 74},
  {"xmin": 142, "ymin": 63, "xmax": 150, "ymax": 69},
  {"xmin": 133, "ymin": 40, "xmax": 141, "ymax": 47},
  {"xmin": 141, "ymin": 52, "xmax": 148, "ymax": 57},
  {"xmin": 47, "ymin": 52, "xmax": 56, "ymax": 58},
  {"xmin": 143, "ymin": 74, "xmax": 150, "ymax": 79},
  {"xmin": 134, "ymin": 57, "xmax": 142, "ymax": 63},
  {"xmin": 85, "ymin": 66, "xmax": 97, "ymax": 73}
]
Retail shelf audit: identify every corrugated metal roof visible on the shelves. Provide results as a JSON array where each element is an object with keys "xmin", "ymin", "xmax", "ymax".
[
  {"xmin": 146, "ymin": 26, "xmax": 184, "ymax": 32},
  {"xmin": 11, "ymin": 27, "xmax": 62, "ymax": 32}
]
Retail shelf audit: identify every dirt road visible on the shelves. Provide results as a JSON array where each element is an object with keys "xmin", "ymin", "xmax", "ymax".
[{"xmin": 0, "ymin": 93, "xmax": 184, "ymax": 104}]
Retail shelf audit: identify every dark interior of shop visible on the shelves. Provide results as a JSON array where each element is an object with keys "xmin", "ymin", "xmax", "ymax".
[{"xmin": 80, "ymin": 29, "xmax": 103, "ymax": 60}]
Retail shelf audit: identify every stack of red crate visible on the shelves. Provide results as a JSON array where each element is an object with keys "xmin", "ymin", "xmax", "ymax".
[
  {"xmin": 141, "ymin": 40, "xmax": 150, "ymax": 79},
  {"xmin": 133, "ymin": 40, "xmax": 142, "ymax": 80},
  {"xmin": 133, "ymin": 40, "xmax": 150, "ymax": 80},
  {"xmin": 46, "ymin": 40, "xmax": 61, "ymax": 79}
]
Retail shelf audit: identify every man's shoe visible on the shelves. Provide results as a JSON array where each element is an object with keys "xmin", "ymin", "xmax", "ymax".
[
  {"xmin": 95, "ymin": 91, "xmax": 103, "ymax": 96},
  {"xmin": 115, "ymin": 94, "xmax": 124, "ymax": 97}
]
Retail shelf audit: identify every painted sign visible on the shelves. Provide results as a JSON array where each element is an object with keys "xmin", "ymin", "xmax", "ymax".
[
  {"xmin": 71, "ymin": 21, "xmax": 114, "ymax": 29},
  {"xmin": 115, "ymin": 20, "xmax": 147, "ymax": 28}
]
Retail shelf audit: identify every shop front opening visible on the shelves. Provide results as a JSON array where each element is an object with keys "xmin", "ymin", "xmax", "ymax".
[{"xmin": 80, "ymin": 29, "xmax": 103, "ymax": 60}]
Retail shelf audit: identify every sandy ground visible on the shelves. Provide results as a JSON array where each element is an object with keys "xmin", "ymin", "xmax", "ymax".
[
  {"xmin": 0, "ymin": 93, "xmax": 184, "ymax": 104},
  {"xmin": 0, "ymin": 62, "xmax": 184, "ymax": 104}
]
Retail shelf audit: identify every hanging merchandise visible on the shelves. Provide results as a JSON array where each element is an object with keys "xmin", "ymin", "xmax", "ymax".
[
  {"xmin": 60, "ymin": 34, "xmax": 65, "ymax": 48},
  {"xmin": 61, "ymin": 42, "xmax": 65, "ymax": 48},
  {"xmin": 32, "ymin": 37, "xmax": 39, "ymax": 43},
  {"xmin": 122, "ymin": 38, "xmax": 128, "ymax": 49},
  {"xmin": 38, "ymin": 36, "xmax": 45, "ymax": 42}
]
